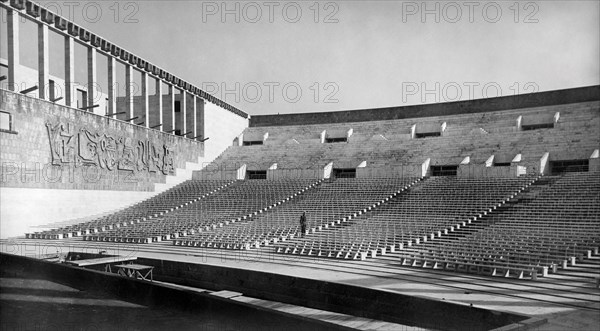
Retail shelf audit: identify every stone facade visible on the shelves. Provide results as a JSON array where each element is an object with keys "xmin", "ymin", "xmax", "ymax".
[{"xmin": 0, "ymin": 89, "xmax": 203, "ymax": 191}]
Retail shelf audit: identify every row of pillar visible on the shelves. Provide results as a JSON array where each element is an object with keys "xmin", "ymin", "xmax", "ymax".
[{"xmin": 3, "ymin": 5, "xmax": 201, "ymax": 140}]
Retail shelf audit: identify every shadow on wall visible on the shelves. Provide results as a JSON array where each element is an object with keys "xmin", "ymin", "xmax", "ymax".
[{"xmin": 0, "ymin": 253, "xmax": 346, "ymax": 331}]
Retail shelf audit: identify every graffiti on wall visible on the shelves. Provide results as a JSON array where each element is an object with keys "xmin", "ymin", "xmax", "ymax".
[{"xmin": 46, "ymin": 122, "xmax": 175, "ymax": 175}]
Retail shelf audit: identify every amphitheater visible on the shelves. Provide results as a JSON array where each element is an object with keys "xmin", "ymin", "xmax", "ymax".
[{"xmin": 1, "ymin": 1, "xmax": 599, "ymax": 330}]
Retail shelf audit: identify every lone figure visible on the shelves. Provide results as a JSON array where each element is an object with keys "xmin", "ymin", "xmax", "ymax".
[{"xmin": 299, "ymin": 212, "xmax": 307, "ymax": 237}]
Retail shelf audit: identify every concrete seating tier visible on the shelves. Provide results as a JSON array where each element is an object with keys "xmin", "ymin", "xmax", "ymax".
[
  {"xmin": 27, "ymin": 180, "xmax": 233, "ymax": 239},
  {"xmin": 393, "ymin": 172, "xmax": 600, "ymax": 280},
  {"xmin": 82, "ymin": 179, "xmax": 321, "ymax": 243},
  {"xmin": 205, "ymin": 102, "xmax": 599, "ymax": 172},
  {"xmin": 174, "ymin": 177, "xmax": 420, "ymax": 249},
  {"xmin": 274, "ymin": 176, "xmax": 535, "ymax": 261},
  {"xmin": 251, "ymin": 101, "xmax": 599, "ymax": 146}
]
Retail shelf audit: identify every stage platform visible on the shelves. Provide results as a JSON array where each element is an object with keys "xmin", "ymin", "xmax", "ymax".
[
  {"xmin": 64, "ymin": 255, "xmax": 137, "ymax": 268},
  {"xmin": 1, "ymin": 238, "xmax": 598, "ymax": 330}
]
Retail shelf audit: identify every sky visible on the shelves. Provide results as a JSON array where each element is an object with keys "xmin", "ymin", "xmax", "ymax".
[{"xmin": 4, "ymin": 0, "xmax": 600, "ymax": 115}]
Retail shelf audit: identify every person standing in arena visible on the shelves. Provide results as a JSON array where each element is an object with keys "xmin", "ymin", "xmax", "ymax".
[{"xmin": 300, "ymin": 212, "xmax": 307, "ymax": 237}]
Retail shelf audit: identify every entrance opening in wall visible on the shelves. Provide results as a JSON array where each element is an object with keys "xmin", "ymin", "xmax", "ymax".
[
  {"xmin": 551, "ymin": 160, "xmax": 589, "ymax": 174},
  {"xmin": 325, "ymin": 137, "xmax": 347, "ymax": 143},
  {"xmin": 431, "ymin": 165, "xmax": 458, "ymax": 176},
  {"xmin": 522, "ymin": 123, "xmax": 554, "ymax": 131},
  {"xmin": 333, "ymin": 168, "xmax": 356, "ymax": 178},
  {"xmin": 246, "ymin": 170, "xmax": 267, "ymax": 179},
  {"xmin": 243, "ymin": 141, "xmax": 263, "ymax": 146},
  {"xmin": 415, "ymin": 132, "xmax": 441, "ymax": 138}
]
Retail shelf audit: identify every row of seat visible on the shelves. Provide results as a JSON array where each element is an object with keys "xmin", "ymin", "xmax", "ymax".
[
  {"xmin": 174, "ymin": 177, "xmax": 421, "ymax": 249},
  {"xmin": 392, "ymin": 172, "xmax": 600, "ymax": 279},
  {"xmin": 274, "ymin": 176, "xmax": 536, "ymax": 263},
  {"xmin": 81, "ymin": 179, "xmax": 322, "ymax": 242},
  {"xmin": 26, "ymin": 180, "xmax": 233, "ymax": 239}
]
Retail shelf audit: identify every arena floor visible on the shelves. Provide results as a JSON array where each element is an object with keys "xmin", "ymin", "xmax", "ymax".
[{"xmin": 1, "ymin": 238, "xmax": 598, "ymax": 330}]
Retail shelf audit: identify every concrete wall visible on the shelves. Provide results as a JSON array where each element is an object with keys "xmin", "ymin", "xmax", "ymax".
[
  {"xmin": 250, "ymin": 86, "xmax": 600, "ymax": 127},
  {"xmin": 0, "ymin": 249, "xmax": 526, "ymax": 330},
  {"xmin": 132, "ymin": 257, "xmax": 527, "ymax": 331},
  {"xmin": 415, "ymin": 122, "xmax": 442, "ymax": 133},
  {"xmin": 357, "ymin": 165, "xmax": 423, "ymax": 178},
  {"xmin": 195, "ymin": 165, "xmax": 325, "ymax": 180},
  {"xmin": 188, "ymin": 101, "xmax": 249, "ymax": 182},
  {"xmin": 199, "ymin": 102, "xmax": 249, "ymax": 165},
  {"xmin": 457, "ymin": 164, "xmax": 519, "ymax": 178},
  {"xmin": 1, "ymin": 89, "xmax": 249, "ymax": 238},
  {"xmin": 267, "ymin": 168, "xmax": 323, "ymax": 180},
  {"xmin": 0, "ymin": 188, "xmax": 157, "ymax": 239},
  {"xmin": 193, "ymin": 169, "xmax": 237, "ymax": 180},
  {"xmin": 0, "ymin": 89, "xmax": 203, "ymax": 238},
  {"xmin": 590, "ymin": 158, "xmax": 600, "ymax": 172},
  {"xmin": 199, "ymin": 99, "xmax": 598, "ymax": 183},
  {"xmin": 0, "ymin": 90, "xmax": 203, "ymax": 191},
  {"xmin": 522, "ymin": 112, "xmax": 555, "ymax": 125},
  {"xmin": 0, "ymin": 253, "xmax": 339, "ymax": 331}
]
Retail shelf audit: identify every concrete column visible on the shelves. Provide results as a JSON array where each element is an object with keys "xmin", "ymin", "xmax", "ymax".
[
  {"xmin": 38, "ymin": 23, "xmax": 49, "ymax": 99},
  {"xmin": 7, "ymin": 8, "xmax": 20, "ymax": 92},
  {"xmin": 197, "ymin": 98, "xmax": 205, "ymax": 141},
  {"xmin": 125, "ymin": 64, "xmax": 134, "ymax": 119},
  {"xmin": 64, "ymin": 35, "xmax": 75, "ymax": 107},
  {"xmin": 156, "ymin": 80, "xmax": 163, "ymax": 131},
  {"xmin": 181, "ymin": 89, "xmax": 187, "ymax": 137},
  {"xmin": 141, "ymin": 72, "xmax": 149, "ymax": 127},
  {"xmin": 193, "ymin": 95, "xmax": 197, "ymax": 139},
  {"xmin": 170, "ymin": 85, "xmax": 175, "ymax": 135},
  {"xmin": 87, "ymin": 47, "xmax": 97, "ymax": 111},
  {"xmin": 107, "ymin": 57, "xmax": 116, "ymax": 115}
]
